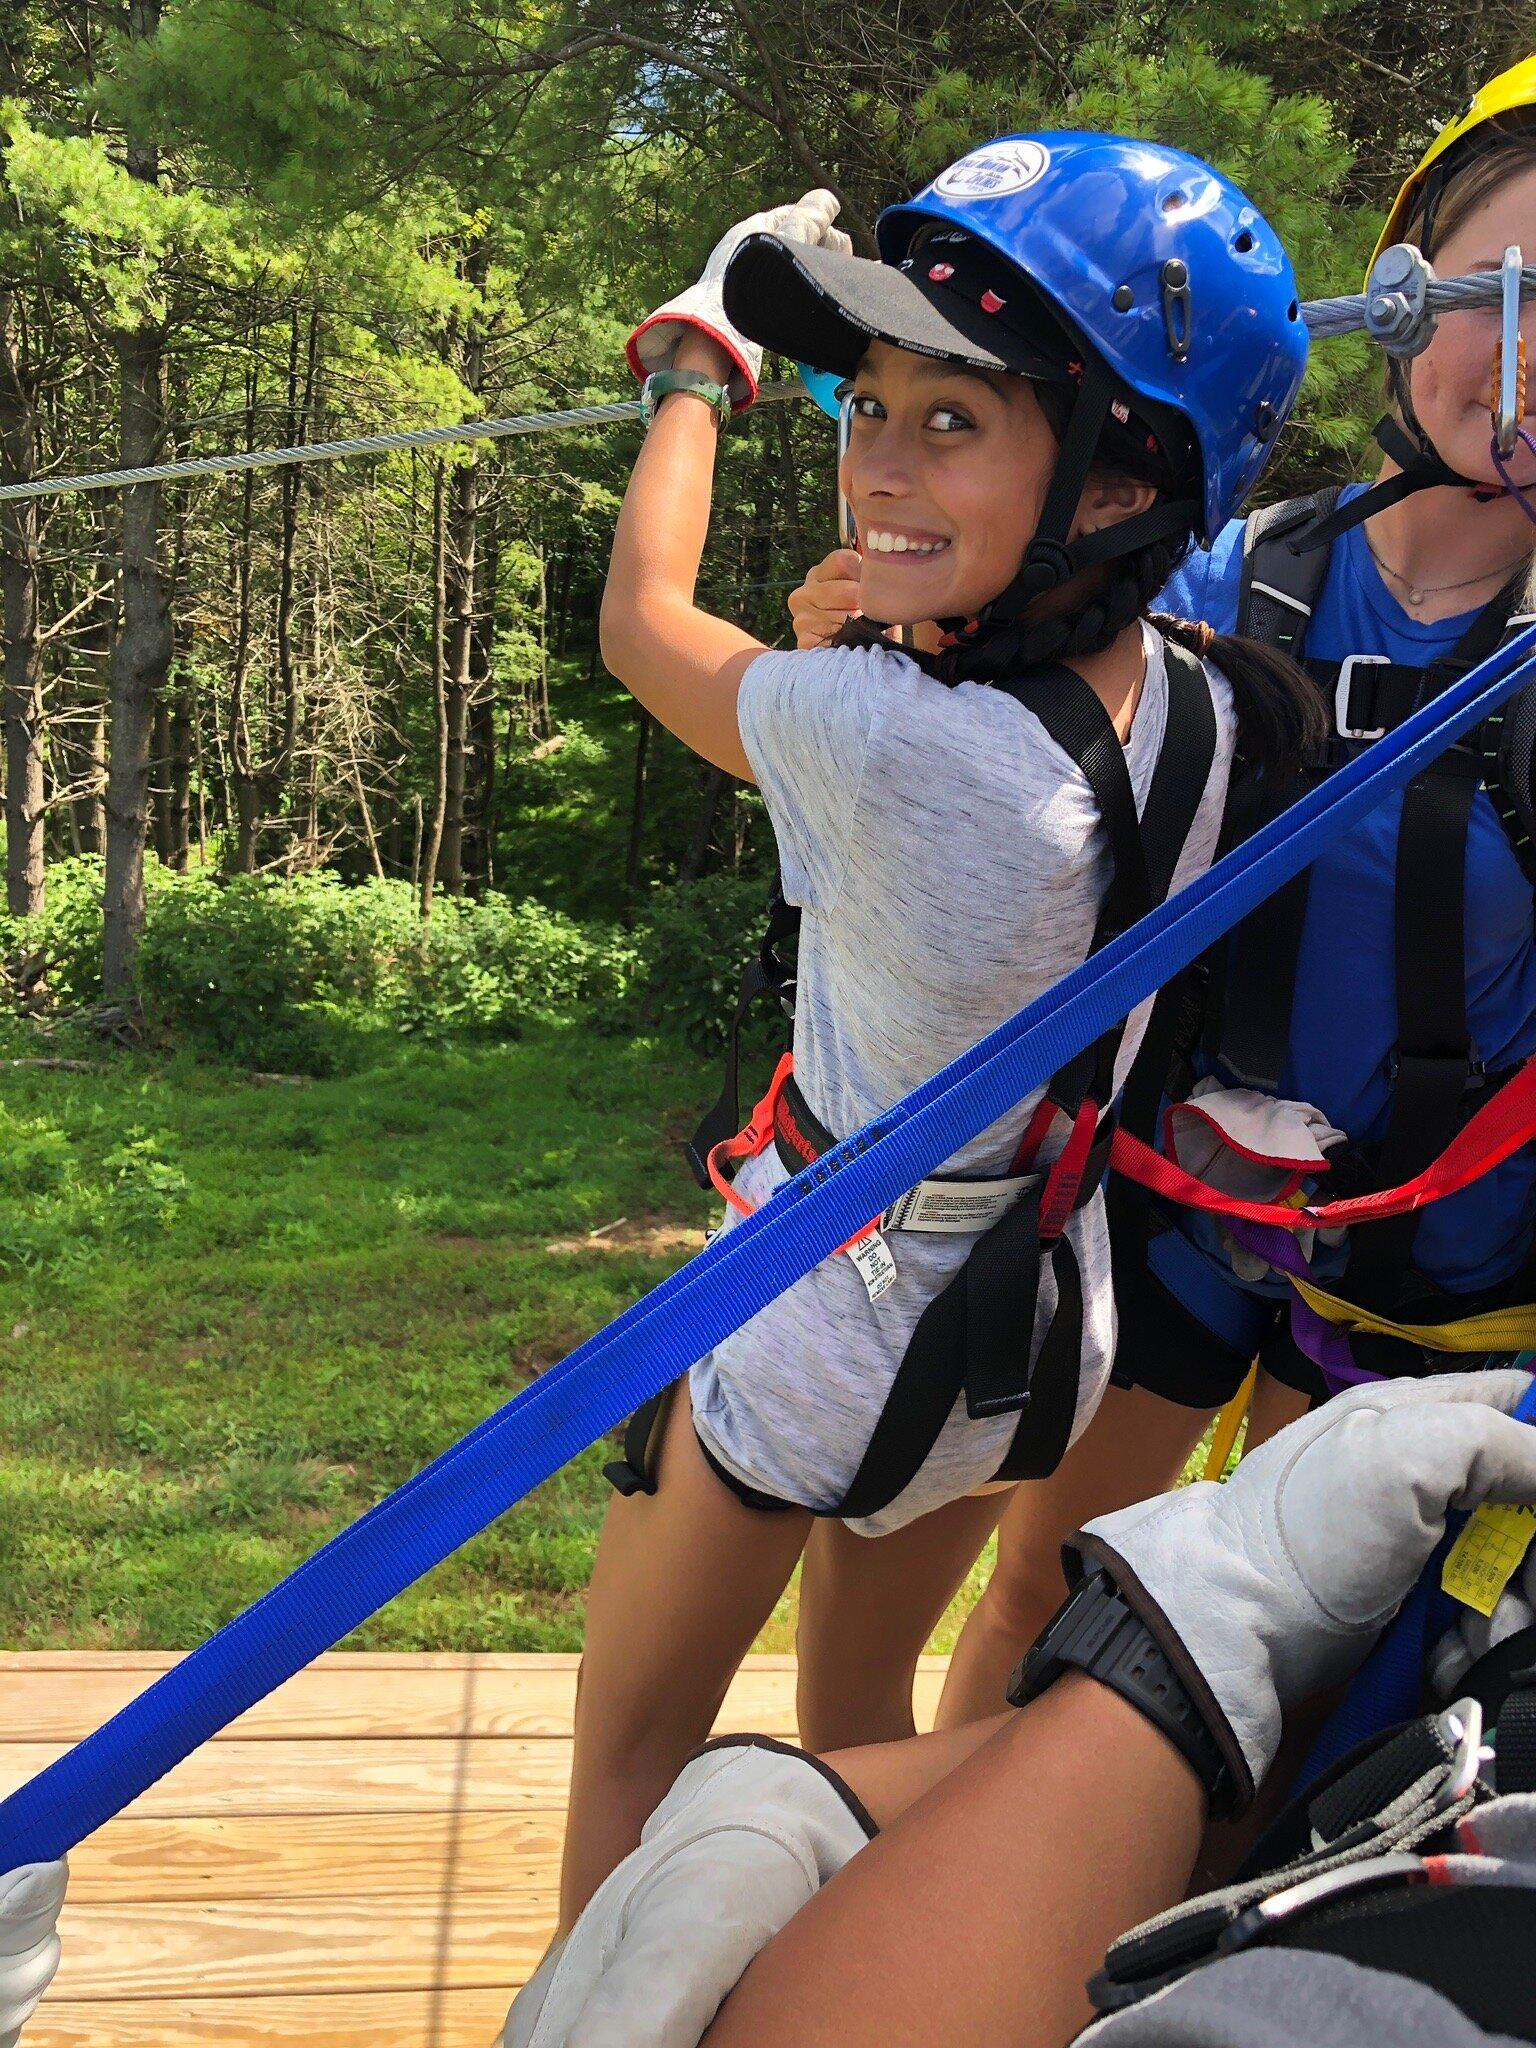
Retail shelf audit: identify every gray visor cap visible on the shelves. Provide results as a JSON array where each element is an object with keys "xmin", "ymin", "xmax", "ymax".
[{"xmin": 720, "ymin": 232, "xmax": 1067, "ymax": 385}]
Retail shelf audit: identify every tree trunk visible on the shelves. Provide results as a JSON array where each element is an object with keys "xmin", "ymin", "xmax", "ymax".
[
  {"xmin": 470, "ymin": 500, "xmax": 499, "ymax": 890},
  {"xmin": 227, "ymin": 350, "xmax": 259, "ymax": 873},
  {"xmin": 151, "ymin": 696, "xmax": 173, "ymax": 862},
  {"xmin": 438, "ymin": 239, "xmax": 487, "ymax": 895},
  {"xmin": 680, "ymin": 765, "xmax": 729, "ymax": 882},
  {"xmin": 0, "ymin": 289, "xmax": 44, "ymax": 916},
  {"xmin": 625, "ymin": 707, "xmax": 651, "ymax": 896},
  {"xmin": 440, "ymin": 451, "xmax": 478, "ymax": 894},
  {"xmin": 169, "ymin": 676, "xmax": 191, "ymax": 871},
  {"xmin": 103, "ymin": 309, "xmax": 171, "ymax": 993},
  {"xmin": 420, "ymin": 461, "xmax": 448, "ymax": 924},
  {"xmin": 102, "ymin": 1, "xmax": 171, "ymax": 993}
]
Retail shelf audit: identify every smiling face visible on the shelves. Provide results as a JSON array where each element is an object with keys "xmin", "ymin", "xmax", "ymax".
[
  {"xmin": 840, "ymin": 339, "xmax": 1156, "ymax": 625},
  {"xmin": 1405, "ymin": 158, "xmax": 1536, "ymax": 488}
]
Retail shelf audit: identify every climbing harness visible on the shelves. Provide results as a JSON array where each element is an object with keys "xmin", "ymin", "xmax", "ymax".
[
  {"xmin": 678, "ymin": 647, "xmax": 1217, "ymax": 1513},
  {"xmin": 1109, "ymin": 473, "xmax": 1536, "ymax": 1386},
  {"xmin": 2, "ymin": 621, "xmax": 1532, "ymax": 1872}
]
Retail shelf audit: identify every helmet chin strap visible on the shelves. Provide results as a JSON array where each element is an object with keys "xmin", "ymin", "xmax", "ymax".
[
  {"xmin": 939, "ymin": 356, "xmax": 1195, "ymax": 640},
  {"xmin": 1295, "ymin": 413, "xmax": 1502, "ymax": 554}
]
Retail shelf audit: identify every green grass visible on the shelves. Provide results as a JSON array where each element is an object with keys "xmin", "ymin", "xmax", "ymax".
[
  {"xmin": 0, "ymin": 1018, "xmax": 1219, "ymax": 1657},
  {"xmin": 0, "ymin": 1022, "xmax": 731, "ymax": 1652}
]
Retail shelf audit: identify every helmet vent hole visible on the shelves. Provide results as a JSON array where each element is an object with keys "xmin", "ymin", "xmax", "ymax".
[
  {"xmin": 1161, "ymin": 189, "xmax": 1189, "ymax": 213},
  {"xmin": 1288, "ymin": 299, "xmax": 1299, "ymax": 321},
  {"xmin": 1233, "ymin": 229, "xmax": 1256, "ymax": 254}
]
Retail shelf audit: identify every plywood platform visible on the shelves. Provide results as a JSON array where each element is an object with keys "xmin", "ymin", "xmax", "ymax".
[{"xmin": 1, "ymin": 1653, "xmax": 948, "ymax": 2047}]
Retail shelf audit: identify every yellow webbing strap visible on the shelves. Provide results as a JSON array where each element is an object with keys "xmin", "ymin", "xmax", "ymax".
[
  {"xmin": 1290, "ymin": 1275, "xmax": 1536, "ymax": 1353},
  {"xmin": 1204, "ymin": 1362, "xmax": 1257, "ymax": 1480}
]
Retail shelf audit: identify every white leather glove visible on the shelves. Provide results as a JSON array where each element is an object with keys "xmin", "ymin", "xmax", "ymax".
[
  {"xmin": 500, "ymin": 1738, "xmax": 871, "ymax": 2048},
  {"xmin": 1071, "ymin": 1371, "xmax": 1536, "ymax": 1809},
  {"xmin": 0, "ymin": 1859, "xmax": 66, "ymax": 2048},
  {"xmin": 1428, "ymin": 1544, "xmax": 1536, "ymax": 1701},
  {"xmin": 625, "ymin": 191, "xmax": 851, "ymax": 409}
]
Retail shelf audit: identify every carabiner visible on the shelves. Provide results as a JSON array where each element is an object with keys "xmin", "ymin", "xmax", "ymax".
[{"xmin": 1494, "ymin": 243, "xmax": 1526, "ymax": 459}]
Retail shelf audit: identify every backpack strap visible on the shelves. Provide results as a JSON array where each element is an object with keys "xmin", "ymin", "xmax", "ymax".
[{"xmin": 1236, "ymin": 486, "xmax": 1342, "ymax": 661}]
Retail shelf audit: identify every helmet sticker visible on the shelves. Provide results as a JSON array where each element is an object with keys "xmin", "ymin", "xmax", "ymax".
[{"xmin": 934, "ymin": 140, "xmax": 1050, "ymax": 201}]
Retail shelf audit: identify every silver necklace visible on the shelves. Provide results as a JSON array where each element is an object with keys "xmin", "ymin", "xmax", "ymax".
[{"xmin": 1365, "ymin": 532, "xmax": 1530, "ymax": 608}]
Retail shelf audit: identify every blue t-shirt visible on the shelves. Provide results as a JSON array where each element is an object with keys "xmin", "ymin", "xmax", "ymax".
[{"xmin": 1151, "ymin": 485, "xmax": 1536, "ymax": 1314}]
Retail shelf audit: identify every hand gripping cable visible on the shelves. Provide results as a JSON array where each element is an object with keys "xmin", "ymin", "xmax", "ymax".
[{"xmin": 2, "ymin": 623, "xmax": 1535, "ymax": 1870}]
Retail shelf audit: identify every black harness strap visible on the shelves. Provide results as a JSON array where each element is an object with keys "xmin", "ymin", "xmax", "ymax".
[
  {"xmin": 1347, "ymin": 755, "xmax": 1479, "ymax": 1289},
  {"xmin": 1212, "ymin": 491, "xmax": 1338, "ymax": 1089},
  {"xmin": 684, "ymin": 887, "xmax": 798, "ymax": 1188},
  {"xmin": 836, "ymin": 651, "xmax": 1214, "ymax": 1518},
  {"xmin": 1194, "ymin": 499, "xmax": 1534, "ymax": 1322}
]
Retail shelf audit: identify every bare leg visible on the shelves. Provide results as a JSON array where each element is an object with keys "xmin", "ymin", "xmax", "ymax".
[
  {"xmin": 934, "ymin": 1384, "xmax": 1213, "ymax": 1728},
  {"xmin": 794, "ymin": 1490, "xmax": 1008, "ymax": 1751},
  {"xmin": 559, "ymin": 1384, "xmax": 811, "ymax": 1930}
]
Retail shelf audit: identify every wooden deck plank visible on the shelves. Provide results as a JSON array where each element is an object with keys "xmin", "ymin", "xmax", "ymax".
[
  {"xmin": 0, "ymin": 1654, "xmax": 947, "ymax": 1741},
  {"xmin": 35, "ymin": 1988, "xmax": 516, "ymax": 2047},
  {"xmin": 0, "ymin": 1739, "xmax": 573, "ymax": 1814},
  {"xmin": 50, "ymin": 1898, "xmax": 546, "ymax": 2000},
  {"xmin": 9, "ymin": 1653, "xmax": 949, "ymax": 2047},
  {"xmin": 66, "ymin": 1813, "xmax": 564, "ymax": 1902}
]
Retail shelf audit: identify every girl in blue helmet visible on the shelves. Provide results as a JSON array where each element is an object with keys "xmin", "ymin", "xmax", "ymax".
[
  {"xmin": 786, "ymin": 94, "xmax": 1536, "ymax": 1745},
  {"xmin": 558, "ymin": 133, "xmax": 1320, "ymax": 1931}
]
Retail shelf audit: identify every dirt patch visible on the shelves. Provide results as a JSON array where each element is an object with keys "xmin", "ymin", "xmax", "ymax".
[{"xmin": 545, "ymin": 1215, "xmax": 707, "ymax": 1258}]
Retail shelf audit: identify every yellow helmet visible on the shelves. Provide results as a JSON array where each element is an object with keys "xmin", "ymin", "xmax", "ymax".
[{"xmin": 1370, "ymin": 53, "xmax": 1536, "ymax": 273}]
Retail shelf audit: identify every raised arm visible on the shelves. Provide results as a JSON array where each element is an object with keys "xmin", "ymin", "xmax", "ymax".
[{"xmin": 599, "ymin": 194, "xmax": 850, "ymax": 781}]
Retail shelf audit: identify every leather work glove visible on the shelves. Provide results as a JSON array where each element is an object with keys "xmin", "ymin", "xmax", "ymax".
[
  {"xmin": 626, "ymin": 191, "xmax": 851, "ymax": 410},
  {"xmin": 499, "ymin": 1738, "xmax": 872, "ymax": 2048},
  {"xmin": 0, "ymin": 1859, "xmax": 66, "ymax": 2048},
  {"xmin": 1070, "ymin": 1370, "xmax": 1536, "ymax": 1810}
]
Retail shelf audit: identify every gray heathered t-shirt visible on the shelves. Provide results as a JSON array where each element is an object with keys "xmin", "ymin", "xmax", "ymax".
[{"xmin": 689, "ymin": 625, "xmax": 1235, "ymax": 1535}]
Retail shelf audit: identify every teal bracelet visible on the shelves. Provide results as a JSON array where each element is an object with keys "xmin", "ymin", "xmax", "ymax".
[{"xmin": 640, "ymin": 369, "xmax": 732, "ymax": 430}]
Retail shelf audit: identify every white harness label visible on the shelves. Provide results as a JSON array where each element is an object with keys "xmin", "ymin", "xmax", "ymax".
[
  {"xmin": 887, "ymin": 1173, "xmax": 1036, "ymax": 1234},
  {"xmin": 845, "ymin": 1227, "xmax": 898, "ymax": 1303}
]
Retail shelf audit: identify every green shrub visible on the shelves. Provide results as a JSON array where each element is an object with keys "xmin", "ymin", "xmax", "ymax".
[{"xmin": 607, "ymin": 873, "xmax": 782, "ymax": 1052}]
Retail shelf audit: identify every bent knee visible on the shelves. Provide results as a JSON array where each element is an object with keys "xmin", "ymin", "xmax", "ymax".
[{"xmin": 973, "ymin": 1543, "xmax": 1074, "ymax": 1659}]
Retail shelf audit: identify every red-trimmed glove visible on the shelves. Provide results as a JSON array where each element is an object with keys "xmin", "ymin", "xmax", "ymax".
[{"xmin": 626, "ymin": 191, "xmax": 850, "ymax": 411}]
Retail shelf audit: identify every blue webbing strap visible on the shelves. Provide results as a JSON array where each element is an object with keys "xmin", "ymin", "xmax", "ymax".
[
  {"xmin": 4, "ymin": 622, "xmax": 1536, "ymax": 1871},
  {"xmin": 1294, "ymin": 1362, "xmax": 1536, "ymax": 1788}
]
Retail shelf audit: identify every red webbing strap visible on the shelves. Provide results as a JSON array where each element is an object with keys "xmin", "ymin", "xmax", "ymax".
[
  {"xmin": 706, "ymin": 1050, "xmax": 796, "ymax": 1216},
  {"xmin": 1037, "ymin": 1098, "xmax": 1101, "ymax": 1240},
  {"xmin": 1109, "ymin": 1056, "xmax": 1536, "ymax": 1234}
]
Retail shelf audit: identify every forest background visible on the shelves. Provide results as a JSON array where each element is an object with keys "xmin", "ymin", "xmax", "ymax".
[{"xmin": 0, "ymin": 0, "xmax": 1527, "ymax": 1652}]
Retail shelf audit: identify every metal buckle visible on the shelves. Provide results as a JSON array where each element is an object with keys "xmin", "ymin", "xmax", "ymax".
[
  {"xmin": 1335, "ymin": 653, "xmax": 1390, "ymax": 740},
  {"xmin": 1434, "ymin": 1696, "xmax": 1491, "ymax": 1813}
]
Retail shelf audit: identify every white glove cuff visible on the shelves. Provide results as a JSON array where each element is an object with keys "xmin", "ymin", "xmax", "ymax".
[
  {"xmin": 1067, "ymin": 1533, "xmax": 1264, "ymax": 1811},
  {"xmin": 626, "ymin": 304, "xmax": 761, "ymax": 409}
]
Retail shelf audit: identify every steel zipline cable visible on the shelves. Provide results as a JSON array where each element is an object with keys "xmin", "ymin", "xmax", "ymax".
[{"xmin": 2, "ymin": 265, "xmax": 1531, "ymax": 507}]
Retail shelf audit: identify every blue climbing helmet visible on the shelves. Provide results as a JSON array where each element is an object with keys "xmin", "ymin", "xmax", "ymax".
[{"xmin": 726, "ymin": 131, "xmax": 1308, "ymax": 620}]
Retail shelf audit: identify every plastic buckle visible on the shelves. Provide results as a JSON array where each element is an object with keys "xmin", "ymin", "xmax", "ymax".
[{"xmin": 1335, "ymin": 653, "xmax": 1390, "ymax": 741}]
